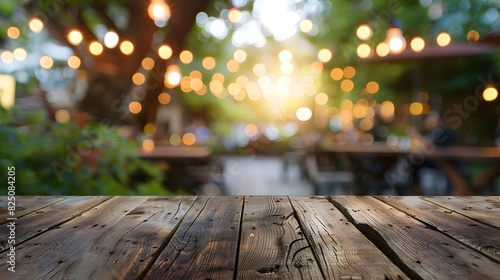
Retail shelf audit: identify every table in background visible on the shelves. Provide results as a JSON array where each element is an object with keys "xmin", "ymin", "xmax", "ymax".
[
  {"xmin": 137, "ymin": 146, "xmax": 224, "ymax": 194},
  {"xmin": 318, "ymin": 142, "xmax": 500, "ymax": 195},
  {"xmin": 1, "ymin": 196, "xmax": 499, "ymax": 279}
]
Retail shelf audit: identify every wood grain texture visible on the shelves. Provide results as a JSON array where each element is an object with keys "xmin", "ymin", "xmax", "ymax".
[
  {"xmin": 0, "ymin": 196, "xmax": 67, "ymax": 222},
  {"xmin": 0, "ymin": 196, "xmax": 110, "ymax": 252},
  {"xmin": 0, "ymin": 196, "xmax": 148, "ymax": 279},
  {"xmin": 237, "ymin": 196, "xmax": 323, "ymax": 279},
  {"xmin": 422, "ymin": 196, "xmax": 500, "ymax": 229},
  {"xmin": 146, "ymin": 196, "xmax": 243, "ymax": 279},
  {"xmin": 377, "ymin": 196, "xmax": 500, "ymax": 262},
  {"xmin": 291, "ymin": 196, "xmax": 408, "ymax": 280},
  {"xmin": 331, "ymin": 196, "xmax": 500, "ymax": 280}
]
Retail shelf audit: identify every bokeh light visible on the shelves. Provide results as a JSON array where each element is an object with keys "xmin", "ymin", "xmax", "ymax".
[
  {"xmin": 144, "ymin": 123, "xmax": 157, "ymax": 136},
  {"xmin": 29, "ymin": 18, "xmax": 44, "ymax": 33},
  {"xmin": 40, "ymin": 56, "xmax": 54, "ymax": 69},
  {"xmin": 182, "ymin": 133, "xmax": 197, "ymax": 146},
  {"xmin": 356, "ymin": 24, "xmax": 373, "ymax": 40},
  {"xmin": 410, "ymin": 37, "xmax": 425, "ymax": 52},
  {"xmin": 376, "ymin": 42, "xmax": 390, "ymax": 57},
  {"xmin": 132, "ymin": 73, "xmax": 146, "ymax": 85},
  {"xmin": 120, "ymin": 41, "xmax": 134, "ymax": 55},
  {"xmin": 330, "ymin": 68, "xmax": 343, "ymax": 80},
  {"xmin": 436, "ymin": 32, "xmax": 451, "ymax": 47},
  {"xmin": 341, "ymin": 79, "xmax": 354, "ymax": 92},
  {"xmin": 356, "ymin": 43, "xmax": 372, "ymax": 58},
  {"xmin": 180, "ymin": 50, "xmax": 193, "ymax": 64},
  {"xmin": 13, "ymin": 48, "xmax": 27, "ymax": 61},
  {"xmin": 7, "ymin": 26, "xmax": 20, "ymax": 39},
  {"xmin": 129, "ymin": 101, "xmax": 142, "ymax": 114},
  {"xmin": 67, "ymin": 56, "xmax": 81, "ymax": 69},
  {"xmin": 483, "ymin": 87, "xmax": 498, "ymax": 101},
  {"xmin": 253, "ymin": 63, "xmax": 266, "ymax": 76},
  {"xmin": 158, "ymin": 92, "xmax": 171, "ymax": 104},
  {"xmin": 234, "ymin": 49, "xmax": 247, "ymax": 63},
  {"xmin": 343, "ymin": 66, "xmax": 356, "ymax": 78},
  {"xmin": 300, "ymin": 19, "xmax": 313, "ymax": 33},
  {"xmin": 296, "ymin": 107, "xmax": 312, "ymax": 121},
  {"xmin": 366, "ymin": 81, "xmax": 379, "ymax": 94},
  {"xmin": 170, "ymin": 135, "xmax": 182, "ymax": 146},
  {"xmin": 203, "ymin": 57, "xmax": 216, "ymax": 69},
  {"xmin": 142, "ymin": 139, "xmax": 155, "ymax": 152},
  {"xmin": 67, "ymin": 29, "xmax": 83, "ymax": 46},
  {"xmin": 467, "ymin": 30, "xmax": 480, "ymax": 42},
  {"xmin": 104, "ymin": 31, "xmax": 119, "ymax": 48},
  {"xmin": 245, "ymin": 123, "xmax": 259, "ymax": 138},
  {"xmin": 89, "ymin": 41, "xmax": 104, "ymax": 56},
  {"xmin": 142, "ymin": 57, "xmax": 155, "ymax": 70},
  {"xmin": 409, "ymin": 102, "xmax": 424, "ymax": 115},
  {"xmin": 228, "ymin": 8, "xmax": 242, "ymax": 23},
  {"xmin": 315, "ymin": 92, "xmax": 328, "ymax": 105},
  {"xmin": 55, "ymin": 110, "xmax": 71, "ymax": 123},
  {"xmin": 318, "ymin": 48, "xmax": 332, "ymax": 63},
  {"xmin": 279, "ymin": 50, "xmax": 292, "ymax": 63},
  {"xmin": 158, "ymin": 45, "xmax": 172, "ymax": 59}
]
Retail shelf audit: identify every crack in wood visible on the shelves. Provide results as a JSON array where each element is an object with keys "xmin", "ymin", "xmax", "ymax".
[{"xmin": 329, "ymin": 198, "xmax": 423, "ymax": 280}]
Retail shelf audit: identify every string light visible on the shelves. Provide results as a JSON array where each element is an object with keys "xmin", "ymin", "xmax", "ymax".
[
  {"xmin": 120, "ymin": 41, "xmax": 134, "ymax": 55},
  {"xmin": 67, "ymin": 29, "xmax": 83, "ymax": 46},
  {"xmin": 29, "ymin": 18, "xmax": 44, "ymax": 33}
]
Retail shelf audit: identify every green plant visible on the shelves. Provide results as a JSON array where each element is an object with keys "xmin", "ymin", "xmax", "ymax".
[{"xmin": 0, "ymin": 106, "xmax": 171, "ymax": 195}]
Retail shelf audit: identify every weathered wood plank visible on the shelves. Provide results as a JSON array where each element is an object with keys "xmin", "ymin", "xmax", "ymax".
[
  {"xmin": 0, "ymin": 196, "xmax": 67, "ymax": 222},
  {"xmin": 59, "ymin": 196, "xmax": 197, "ymax": 279},
  {"xmin": 0, "ymin": 196, "xmax": 149, "ymax": 279},
  {"xmin": 331, "ymin": 196, "xmax": 500, "ymax": 280},
  {"xmin": 422, "ymin": 196, "xmax": 500, "ymax": 229},
  {"xmin": 146, "ymin": 196, "xmax": 243, "ymax": 279},
  {"xmin": 0, "ymin": 196, "xmax": 110, "ymax": 252},
  {"xmin": 236, "ymin": 196, "xmax": 323, "ymax": 279},
  {"xmin": 290, "ymin": 196, "xmax": 408, "ymax": 279},
  {"xmin": 377, "ymin": 196, "xmax": 500, "ymax": 262}
]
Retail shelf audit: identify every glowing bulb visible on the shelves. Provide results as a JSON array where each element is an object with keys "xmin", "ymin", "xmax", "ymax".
[
  {"xmin": 129, "ymin": 101, "xmax": 142, "ymax": 114},
  {"xmin": 228, "ymin": 8, "xmax": 241, "ymax": 23},
  {"xmin": 318, "ymin": 48, "xmax": 332, "ymax": 63},
  {"xmin": 179, "ymin": 50, "xmax": 193, "ymax": 64},
  {"xmin": 356, "ymin": 43, "xmax": 372, "ymax": 58},
  {"xmin": 40, "ymin": 56, "xmax": 54, "ymax": 69},
  {"xmin": 483, "ymin": 87, "xmax": 498, "ymax": 102},
  {"xmin": 279, "ymin": 50, "xmax": 292, "ymax": 63},
  {"xmin": 13, "ymin": 48, "xmax": 27, "ymax": 61},
  {"xmin": 436, "ymin": 32, "xmax": 451, "ymax": 47},
  {"xmin": 89, "ymin": 41, "xmax": 104, "ymax": 56},
  {"xmin": 7, "ymin": 27, "xmax": 20, "ymax": 39},
  {"xmin": 356, "ymin": 24, "xmax": 373, "ymax": 40},
  {"xmin": 376, "ymin": 42, "xmax": 390, "ymax": 57},
  {"xmin": 67, "ymin": 56, "xmax": 81, "ymax": 69},
  {"xmin": 158, "ymin": 45, "xmax": 172, "ymax": 59},
  {"xmin": 104, "ymin": 31, "xmax": 119, "ymax": 49},
  {"xmin": 300, "ymin": 19, "xmax": 313, "ymax": 33},
  {"xmin": 148, "ymin": 0, "xmax": 171, "ymax": 21},
  {"xmin": 120, "ymin": 41, "xmax": 134, "ymax": 55},
  {"xmin": 29, "ymin": 18, "xmax": 43, "ymax": 33},
  {"xmin": 410, "ymin": 37, "xmax": 425, "ymax": 53},
  {"xmin": 296, "ymin": 107, "xmax": 312, "ymax": 121},
  {"xmin": 165, "ymin": 64, "xmax": 181, "ymax": 87},
  {"xmin": 68, "ymin": 29, "xmax": 83, "ymax": 46}
]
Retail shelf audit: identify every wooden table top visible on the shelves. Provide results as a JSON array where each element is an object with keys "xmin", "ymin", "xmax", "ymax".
[{"xmin": 1, "ymin": 196, "xmax": 499, "ymax": 279}]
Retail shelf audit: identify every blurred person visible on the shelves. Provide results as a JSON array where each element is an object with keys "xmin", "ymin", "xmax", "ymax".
[{"xmin": 407, "ymin": 111, "xmax": 466, "ymax": 194}]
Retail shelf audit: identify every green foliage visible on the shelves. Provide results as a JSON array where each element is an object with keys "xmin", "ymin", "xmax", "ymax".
[{"xmin": 0, "ymin": 106, "xmax": 170, "ymax": 195}]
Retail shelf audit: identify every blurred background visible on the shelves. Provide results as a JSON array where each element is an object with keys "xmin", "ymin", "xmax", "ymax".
[{"xmin": 1, "ymin": 0, "xmax": 500, "ymax": 196}]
